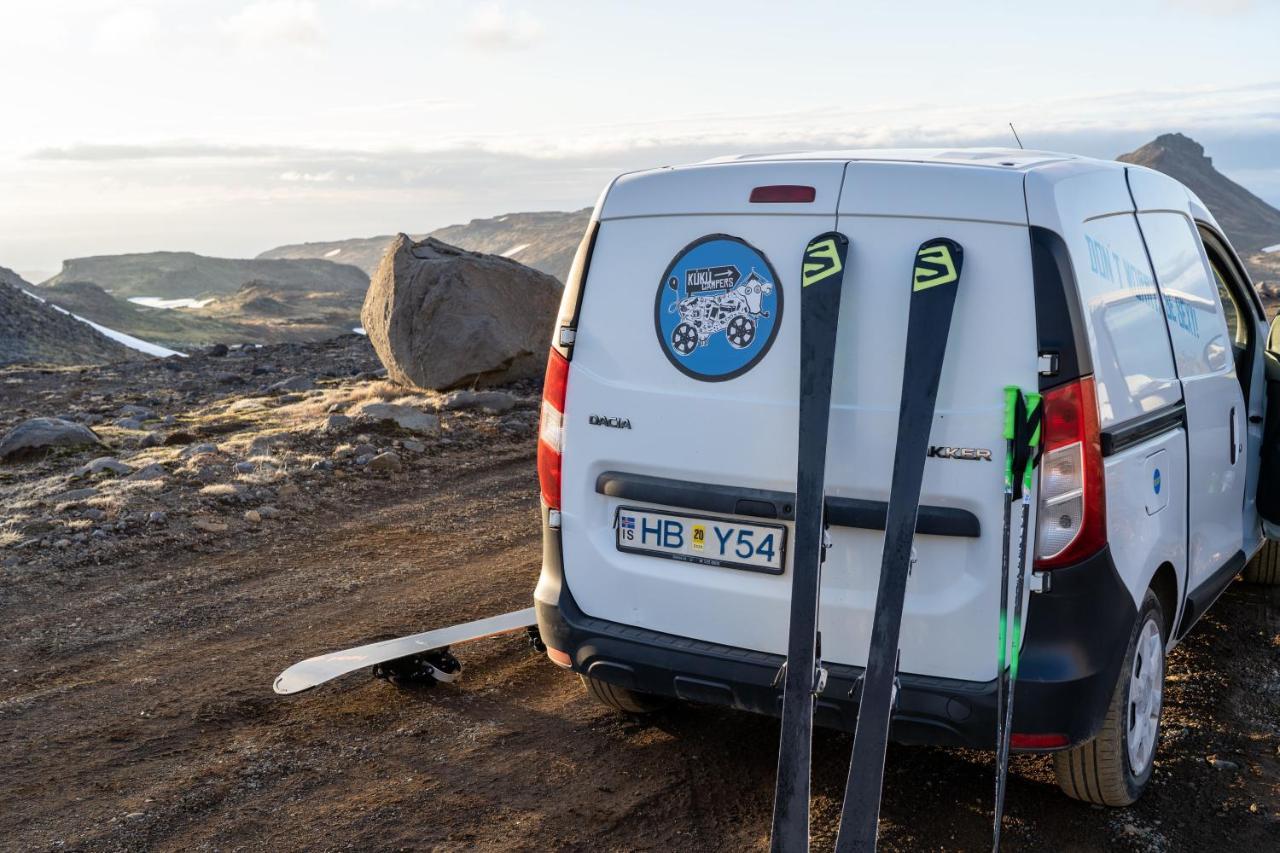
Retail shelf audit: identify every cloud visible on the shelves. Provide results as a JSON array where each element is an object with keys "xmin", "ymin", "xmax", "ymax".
[
  {"xmin": 93, "ymin": 6, "xmax": 160, "ymax": 55},
  {"xmin": 1168, "ymin": 0, "xmax": 1257, "ymax": 12},
  {"xmin": 463, "ymin": 3, "xmax": 542, "ymax": 50},
  {"xmin": 221, "ymin": 0, "xmax": 321, "ymax": 49},
  {"xmin": 279, "ymin": 170, "xmax": 349, "ymax": 182}
]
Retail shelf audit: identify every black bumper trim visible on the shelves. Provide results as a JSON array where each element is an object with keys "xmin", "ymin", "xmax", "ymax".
[
  {"xmin": 595, "ymin": 470, "xmax": 980, "ymax": 538},
  {"xmin": 537, "ymin": 506, "xmax": 1134, "ymax": 750}
]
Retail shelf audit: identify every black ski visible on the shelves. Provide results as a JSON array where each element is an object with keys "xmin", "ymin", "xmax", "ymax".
[
  {"xmin": 833, "ymin": 237, "xmax": 964, "ymax": 853},
  {"xmin": 769, "ymin": 231, "xmax": 850, "ymax": 853}
]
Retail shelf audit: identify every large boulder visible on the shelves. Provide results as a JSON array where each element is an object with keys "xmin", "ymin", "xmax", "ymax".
[
  {"xmin": 361, "ymin": 236, "xmax": 562, "ymax": 390},
  {"xmin": 0, "ymin": 418, "xmax": 105, "ymax": 462}
]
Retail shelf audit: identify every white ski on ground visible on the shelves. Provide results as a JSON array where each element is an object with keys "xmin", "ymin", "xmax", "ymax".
[{"xmin": 273, "ymin": 607, "xmax": 536, "ymax": 695}]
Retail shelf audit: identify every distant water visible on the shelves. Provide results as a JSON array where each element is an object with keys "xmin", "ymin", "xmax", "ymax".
[{"xmin": 129, "ymin": 296, "xmax": 214, "ymax": 309}]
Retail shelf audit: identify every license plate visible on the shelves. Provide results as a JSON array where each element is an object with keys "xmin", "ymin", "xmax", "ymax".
[{"xmin": 615, "ymin": 506, "xmax": 786, "ymax": 574}]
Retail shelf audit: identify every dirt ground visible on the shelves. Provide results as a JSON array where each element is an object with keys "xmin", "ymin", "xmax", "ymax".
[{"xmin": 3, "ymin": 420, "xmax": 1280, "ymax": 850}]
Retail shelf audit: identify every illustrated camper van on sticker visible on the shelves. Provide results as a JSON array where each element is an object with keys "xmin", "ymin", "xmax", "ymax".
[{"xmin": 669, "ymin": 268, "xmax": 774, "ymax": 354}]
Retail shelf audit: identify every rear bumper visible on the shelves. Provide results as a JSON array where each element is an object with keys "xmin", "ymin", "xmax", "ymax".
[{"xmin": 536, "ymin": 507, "xmax": 1135, "ymax": 750}]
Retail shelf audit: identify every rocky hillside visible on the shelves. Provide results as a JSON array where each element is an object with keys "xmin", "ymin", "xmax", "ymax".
[
  {"xmin": 43, "ymin": 252, "xmax": 369, "ymax": 300},
  {"xmin": 1119, "ymin": 134, "xmax": 1280, "ymax": 290},
  {"xmin": 40, "ymin": 280, "xmax": 361, "ymax": 350},
  {"xmin": 1120, "ymin": 134, "xmax": 1280, "ymax": 254},
  {"xmin": 258, "ymin": 209, "xmax": 592, "ymax": 283},
  {"xmin": 0, "ymin": 334, "xmax": 539, "ymax": 572},
  {"xmin": 0, "ymin": 267, "xmax": 133, "ymax": 366}
]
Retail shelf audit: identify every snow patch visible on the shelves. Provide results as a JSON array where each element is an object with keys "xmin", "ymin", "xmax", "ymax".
[
  {"xmin": 324, "ymin": 248, "xmax": 342, "ymax": 258},
  {"xmin": 129, "ymin": 296, "xmax": 214, "ymax": 309},
  {"xmin": 501, "ymin": 243, "xmax": 530, "ymax": 258},
  {"xmin": 1264, "ymin": 244, "xmax": 1280, "ymax": 254},
  {"xmin": 353, "ymin": 327, "xmax": 366, "ymax": 336},
  {"xmin": 21, "ymin": 288, "xmax": 186, "ymax": 358}
]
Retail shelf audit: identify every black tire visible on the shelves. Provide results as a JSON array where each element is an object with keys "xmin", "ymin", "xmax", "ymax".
[
  {"xmin": 1243, "ymin": 540, "xmax": 1280, "ymax": 585},
  {"xmin": 726, "ymin": 315, "xmax": 756, "ymax": 349},
  {"xmin": 671, "ymin": 322, "xmax": 698, "ymax": 356},
  {"xmin": 579, "ymin": 674, "xmax": 669, "ymax": 714},
  {"xmin": 1053, "ymin": 589, "xmax": 1166, "ymax": 806}
]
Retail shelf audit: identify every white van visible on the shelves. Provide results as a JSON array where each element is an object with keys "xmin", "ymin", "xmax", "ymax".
[{"xmin": 532, "ymin": 149, "xmax": 1279, "ymax": 806}]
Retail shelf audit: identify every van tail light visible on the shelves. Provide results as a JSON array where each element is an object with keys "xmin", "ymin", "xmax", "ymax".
[
  {"xmin": 1034, "ymin": 376, "xmax": 1106, "ymax": 570},
  {"xmin": 537, "ymin": 348, "xmax": 569, "ymax": 509}
]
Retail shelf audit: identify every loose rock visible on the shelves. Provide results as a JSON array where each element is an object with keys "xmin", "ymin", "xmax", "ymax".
[
  {"xmin": 127, "ymin": 463, "xmax": 168, "ymax": 482},
  {"xmin": 368, "ymin": 452, "xmax": 402, "ymax": 473},
  {"xmin": 321, "ymin": 414, "xmax": 352, "ymax": 433},
  {"xmin": 350, "ymin": 401, "xmax": 440, "ymax": 435},
  {"xmin": 268, "ymin": 375, "xmax": 314, "ymax": 394},
  {"xmin": 440, "ymin": 389, "xmax": 519, "ymax": 414},
  {"xmin": 74, "ymin": 457, "xmax": 134, "ymax": 477},
  {"xmin": 0, "ymin": 418, "xmax": 105, "ymax": 463}
]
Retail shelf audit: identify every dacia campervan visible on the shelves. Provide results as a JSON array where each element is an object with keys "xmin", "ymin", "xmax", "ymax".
[{"xmin": 532, "ymin": 149, "xmax": 1280, "ymax": 805}]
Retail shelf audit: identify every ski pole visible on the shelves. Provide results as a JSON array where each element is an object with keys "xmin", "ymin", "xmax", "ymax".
[
  {"xmin": 993, "ymin": 384, "xmax": 1018, "ymax": 809},
  {"xmin": 992, "ymin": 391, "xmax": 1042, "ymax": 851}
]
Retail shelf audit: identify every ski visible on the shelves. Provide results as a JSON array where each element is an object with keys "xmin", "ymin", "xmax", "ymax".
[
  {"xmin": 273, "ymin": 607, "xmax": 536, "ymax": 695},
  {"xmin": 834, "ymin": 237, "xmax": 964, "ymax": 853},
  {"xmin": 992, "ymin": 389, "xmax": 1042, "ymax": 850},
  {"xmin": 769, "ymin": 231, "xmax": 850, "ymax": 853}
]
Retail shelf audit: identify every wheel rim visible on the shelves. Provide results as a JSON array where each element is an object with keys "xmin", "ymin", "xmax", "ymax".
[{"xmin": 1126, "ymin": 617, "xmax": 1164, "ymax": 775}]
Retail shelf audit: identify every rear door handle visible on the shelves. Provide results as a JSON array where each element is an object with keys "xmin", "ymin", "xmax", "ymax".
[{"xmin": 1230, "ymin": 406, "xmax": 1238, "ymax": 465}]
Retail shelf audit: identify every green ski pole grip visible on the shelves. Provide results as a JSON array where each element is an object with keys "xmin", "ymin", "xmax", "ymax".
[
  {"xmin": 1002, "ymin": 386, "xmax": 1018, "ymax": 440},
  {"xmin": 1002, "ymin": 386, "xmax": 1018, "ymax": 491},
  {"xmin": 1022, "ymin": 392, "xmax": 1043, "ymax": 493}
]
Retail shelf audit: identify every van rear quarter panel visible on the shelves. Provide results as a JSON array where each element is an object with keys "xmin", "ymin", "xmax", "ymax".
[
  {"xmin": 562, "ymin": 161, "xmax": 1042, "ymax": 682},
  {"xmin": 1026, "ymin": 164, "xmax": 1189, "ymax": 618}
]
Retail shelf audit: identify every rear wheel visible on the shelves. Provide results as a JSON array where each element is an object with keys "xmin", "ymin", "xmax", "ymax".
[
  {"xmin": 671, "ymin": 322, "xmax": 698, "ymax": 356},
  {"xmin": 1243, "ymin": 540, "xmax": 1280, "ymax": 585},
  {"xmin": 580, "ymin": 674, "xmax": 669, "ymax": 714},
  {"xmin": 1053, "ymin": 590, "xmax": 1166, "ymax": 806}
]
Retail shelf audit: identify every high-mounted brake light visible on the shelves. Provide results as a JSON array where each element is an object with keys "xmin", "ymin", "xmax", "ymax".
[
  {"xmin": 537, "ymin": 348, "xmax": 569, "ymax": 509},
  {"xmin": 749, "ymin": 185, "xmax": 816, "ymax": 203},
  {"xmin": 1034, "ymin": 376, "xmax": 1106, "ymax": 570}
]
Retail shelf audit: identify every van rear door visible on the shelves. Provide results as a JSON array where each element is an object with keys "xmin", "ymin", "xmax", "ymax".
[{"xmin": 561, "ymin": 159, "xmax": 1036, "ymax": 683}]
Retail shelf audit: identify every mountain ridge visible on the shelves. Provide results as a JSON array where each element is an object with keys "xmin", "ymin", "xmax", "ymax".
[
  {"xmin": 43, "ymin": 251, "xmax": 369, "ymax": 300},
  {"xmin": 258, "ymin": 208, "xmax": 592, "ymax": 282}
]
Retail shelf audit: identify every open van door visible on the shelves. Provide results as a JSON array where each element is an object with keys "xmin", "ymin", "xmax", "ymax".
[{"xmin": 1255, "ymin": 317, "xmax": 1280, "ymax": 529}]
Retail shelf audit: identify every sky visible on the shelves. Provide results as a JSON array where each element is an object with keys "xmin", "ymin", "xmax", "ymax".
[{"xmin": 1, "ymin": 0, "xmax": 1278, "ymax": 278}]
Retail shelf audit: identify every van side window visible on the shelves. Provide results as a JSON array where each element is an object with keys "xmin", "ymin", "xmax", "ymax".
[
  {"xmin": 1076, "ymin": 215, "xmax": 1181, "ymax": 425},
  {"xmin": 1137, "ymin": 212, "xmax": 1234, "ymax": 378},
  {"xmin": 1212, "ymin": 263, "xmax": 1241, "ymax": 344}
]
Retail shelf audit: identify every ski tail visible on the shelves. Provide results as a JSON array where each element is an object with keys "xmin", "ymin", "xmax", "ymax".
[
  {"xmin": 770, "ymin": 231, "xmax": 850, "ymax": 853},
  {"xmin": 834, "ymin": 237, "xmax": 964, "ymax": 853}
]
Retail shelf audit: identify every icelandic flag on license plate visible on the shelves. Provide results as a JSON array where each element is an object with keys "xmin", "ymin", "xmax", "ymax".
[{"xmin": 620, "ymin": 515, "xmax": 635, "ymax": 530}]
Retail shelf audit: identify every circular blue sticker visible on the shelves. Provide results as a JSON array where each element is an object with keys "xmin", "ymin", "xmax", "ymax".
[
  {"xmin": 1153, "ymin": 468, "xmax": 1162, "ymax": 495},
  {"xmin": 654, "ymin": 234, "xmax": 783, "ymax": 382}
]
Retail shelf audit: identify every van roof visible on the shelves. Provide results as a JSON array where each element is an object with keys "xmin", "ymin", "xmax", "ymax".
[{"xmin": 695, "ymin": 148, "xmax": 1098, "ymax": 172}]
